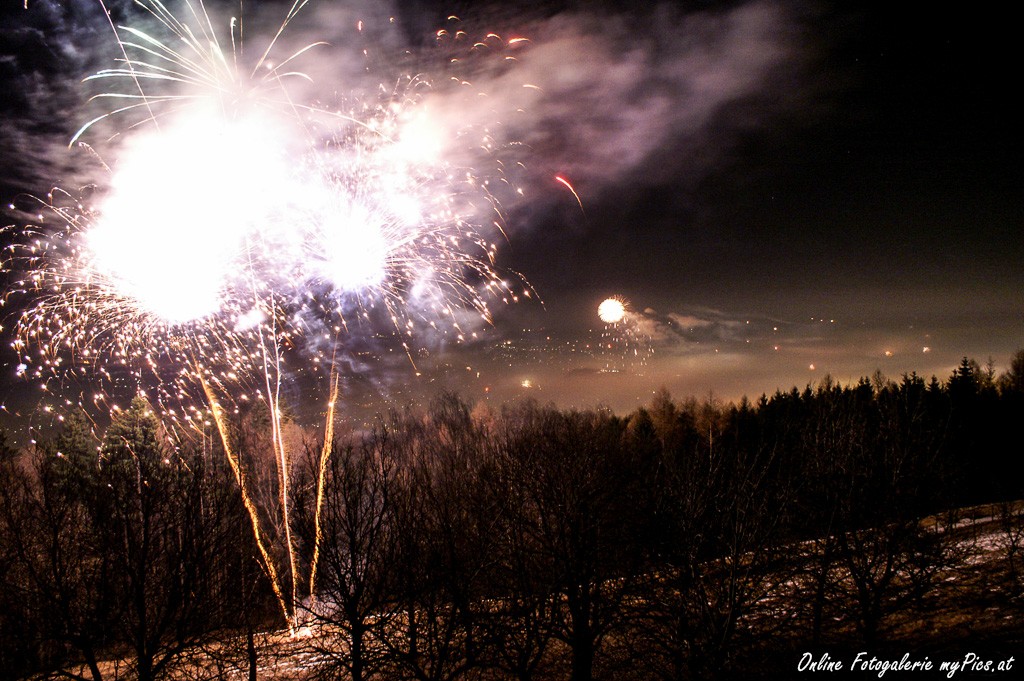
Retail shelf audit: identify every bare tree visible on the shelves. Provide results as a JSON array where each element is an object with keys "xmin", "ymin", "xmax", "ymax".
[
  {"xmin": 92, "ymin": 397, "xmax": 227, "ymax": 680},
  {"xmin": 0, "ymin": 433, "xmax": 38, "ymax": 680},
  {"xmin": 376, "ymin": 395, "xmax": 495, "ymax": 681},
  {"xmin": 0, "ymin": 414, "xmax": 115, "ymax": 681},
  {"xmin": 300, "ymin": 429, "xmax": 403, "ymax": 681},
  {"xmin": 633, "ymin": 395, "xmax": 792, "ymax": 681},
  {"xmin": 828, "ymin": 377, "xmax": 954, "ymax": 645},
  {"xmin": 474, "ymin": 405, "xmax": 560, "ymax": 681},
  {"xmin": 491, "ymin": 403, "xmax": 651, "ymax": 681},
  {"xmin": 997, "ymin": 501, "xmax": 1024, "ymax": 597}
]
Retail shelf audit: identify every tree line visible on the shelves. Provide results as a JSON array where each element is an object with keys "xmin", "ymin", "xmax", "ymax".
[{"xmin": 1, "ymin": 353, "xmax": 1022, "ymax": 680}]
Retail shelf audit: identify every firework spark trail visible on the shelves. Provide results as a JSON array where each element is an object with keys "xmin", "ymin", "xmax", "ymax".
[
  {"xmin": 72, "ymin": 0, "xmax": 328, "ymax": 146},
  {"xmin": 308, "ymin": 364, "xmax": 340, "ymax": 601},
  {"xmin": 266, "ymin": 304, "xmax": 299, "ymax": 628},
  {"xmin": 555, "ymin": 174, "xmax": 585, "ymax": 216},
  {"xmin": 200, "ymin": 370, "xmax": 291, "ymax": 627},
  {"xmin": 92, "ymin": 0, "xmax": 161, "ymax": 138},
  {"xmin": 243, "ymin": 252, "xmax": 301, "ymax": 627}
]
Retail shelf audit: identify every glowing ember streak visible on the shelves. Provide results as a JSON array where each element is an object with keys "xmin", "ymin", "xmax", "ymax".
[
  {"xmin": 555, "ymin": 174, "xmax": 585, "ymax": 215},
  {"xmin": 308, "ymin": 367, "xmax": 340, "ymax": 600},
  {"xmin": 201, "ymin": 372, "xmax": 292, "ymax": 628}
]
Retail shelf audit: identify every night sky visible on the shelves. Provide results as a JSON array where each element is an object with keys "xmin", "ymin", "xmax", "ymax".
[{"xmin": 1, "ymin": 0, "xmax": 1021, "ymax": 431}]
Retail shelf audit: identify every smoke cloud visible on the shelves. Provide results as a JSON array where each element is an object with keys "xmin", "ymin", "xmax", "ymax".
[{"xmin": 2, "ymin": 0, "xmax": 808, "ymax": 199}]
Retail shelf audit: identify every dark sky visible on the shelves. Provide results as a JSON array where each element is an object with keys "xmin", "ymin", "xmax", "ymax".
[{"xmin": 1, "ymin": 0, "xmax": 1021, "ymax": 430}]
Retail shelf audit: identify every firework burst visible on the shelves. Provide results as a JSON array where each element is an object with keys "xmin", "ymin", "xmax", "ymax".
[
  {"xmin": 3, "ymin": 0, "xmax": 536, "ymax": 630},
  {"xmin": 595, "ymin": 296, "xmax": 653, "ymax": 373}
]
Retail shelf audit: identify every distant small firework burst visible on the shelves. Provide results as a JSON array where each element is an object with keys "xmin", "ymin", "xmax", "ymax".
[
  {"xmin": 598, "ymin": 297, "xmax": 627, "ymax": 324},
  {"xmin": 2, "ymin": 0, "xmax": 539, "ymax": 629},
  {"xmin": 596, "ymin": 296, "xmax": 652, "ymax": 373}
]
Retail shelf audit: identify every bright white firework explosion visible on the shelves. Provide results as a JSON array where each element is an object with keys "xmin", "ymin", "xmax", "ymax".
[
  {"xmin": 3, "ymin": 0, "xmax": 536, "ymax": 432},
  {"xmin": 598, "ymin": 297, "xmax": 626, "ymax": 324}
]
